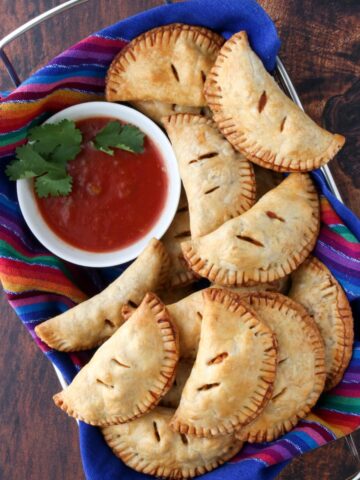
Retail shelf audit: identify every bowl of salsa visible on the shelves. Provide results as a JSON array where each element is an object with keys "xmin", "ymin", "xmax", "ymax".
[{"xmin": 16, "ymin": 102, "xmax": 181, "ymax": 267}]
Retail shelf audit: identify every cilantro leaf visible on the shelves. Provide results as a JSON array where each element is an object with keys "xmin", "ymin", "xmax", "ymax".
[
  {"xmin": 29, "ymin": 119, "xmax": 82, "ymax": 156},
  {"xmin": 35, "ymin": 172, "xmax": 73, "ymax": 198},
  {"xmin": 5, "ymin": 119, "xmax": 82, "ymax": 198},
  {"xmin": 5, "ymin": 144, "xmax": 62, "ymax": 180},
  {"xmin": 51, "ymin": 142, "xmax": 82, "ymax": 165},
  {"xmin": 93, "ymin": 121, "xmax": 144, "ymax": 155}
]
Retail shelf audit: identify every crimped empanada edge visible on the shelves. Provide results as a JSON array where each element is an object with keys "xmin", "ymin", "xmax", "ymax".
[
  {"xmin": 235, "ymin": 291, "xmax": 326, "ymax": 443},
  {"xmin": 105, "ymin": 23, "xmax": 224, "ymax": 103},
  {"xmin": 170, "ymin": 288, "xmax": 278, "ymax": 437},
  {"xmin": 34, "ymin": 238, "xmax": 170, "ymax": 352},
  {"xmin": 102, "ymin": 410, "xmax": 243, "ymax": 478},
  {"xmin": 53, "ymin": 293, "xmax": 179, "ymax": 426},
  {"xmin": 181, "ymin": 175, "xmax": 320, "ymax": 286},
  {"xmin": 163, "ymin": 112, "xmax": 257, "ymax": 236},
  {"xmin": 291, "ymin": 256, "xmax": 353, "ymax": 391},
  {"xmin": 204, "ymin": 31, "xmax": 345, "ymax": 172},
  {"xmin": 169, "ymin": 268, "xmax": 198, "ymax": 288}
]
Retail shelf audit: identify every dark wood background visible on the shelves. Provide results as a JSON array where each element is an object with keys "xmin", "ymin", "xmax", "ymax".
[{"xmin": 0, "ymin": 1, "xmax": 359, "ymax": 479}]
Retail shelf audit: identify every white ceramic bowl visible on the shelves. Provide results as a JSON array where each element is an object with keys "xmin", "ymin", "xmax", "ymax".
[{"xmin": 17, "ymin": 102, "xmax": 181, "ymax": 267}]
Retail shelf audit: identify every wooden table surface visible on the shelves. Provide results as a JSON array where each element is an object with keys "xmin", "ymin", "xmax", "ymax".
[{"xmin": 0, "ymin": 1, "xmax": 359, "ymax": 479}]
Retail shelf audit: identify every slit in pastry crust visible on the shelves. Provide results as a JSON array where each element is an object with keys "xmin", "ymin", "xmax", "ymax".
[
  {"xmin": 53, "ymin": 293, "xmax": 179, "ymax": 426},
  {"xmin": 181, "ymin": 174, "xmax": 319, "ymax": 286},
  {"xmin": 235, "ymin": 292, "xmax": 325, "ymax": 443},
  {"xmin": 205, "ymin": 31, "xmax": 345, "ymax": 172},
  {"xmin": 106, "ymin": 24, "xmax": 224, "ymax": 106},
  {"xmin": 35, "ymin": 238, "xmax": 170, "ymax": 351},
  {"xmin": 102, "ymin": 407, "xmax": 243, "ymax": 479},
  {"xmin": 170, "ymin": 288, "xmax": 277, "ymax": 437}
]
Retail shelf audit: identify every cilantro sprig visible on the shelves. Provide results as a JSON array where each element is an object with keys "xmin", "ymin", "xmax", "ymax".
[
  {"xmin": 6, "ymin": 119, "xmax": 81, "ymax": 198},
  {"xmin": 93, "ymin": 121, "xmax": 145, "ymax": 155},
  {"xmin": 6, "ymin": 118, "xmax": 145, "ymax": 198}
]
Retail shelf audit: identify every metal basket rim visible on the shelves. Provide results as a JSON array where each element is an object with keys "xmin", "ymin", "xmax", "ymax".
[{"xmin": 0, "ymin": 0, "xmax": 345, "ymax": 390}]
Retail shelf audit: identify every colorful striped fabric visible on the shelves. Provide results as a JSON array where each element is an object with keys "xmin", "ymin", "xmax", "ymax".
[{"xmin": 0, "ymin": 2, "xmax": 359, "ymax": 479}]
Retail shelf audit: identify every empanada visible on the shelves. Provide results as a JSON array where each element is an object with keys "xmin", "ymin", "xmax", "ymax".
[
  {"xmin": 123, "ymin": 290, "xmax": 204, "ymax": 359},
  {"xmin": 130, "ymin": 100, "xmax": 211, "ymax": 125},
  {"xmin": 289, "ymin": 256, "xmax": 353, "ymax": 390},
  {"xmin": 102, "ymin": 407, "xmax": 242, "ymax": 479},
  {"xmin": 35, "ymin": 238, "xmax": 169, "ymax": 351},
  {"xmin": 167, "ymin": 292, "xmax": 204, "ymax": 360},
  {"xmin": 161, "ymin": 360, "xmax": 194, "ymax": 408},
  {"xmin": 162, "ymin": 190, "xmax": 198, "ymax": 287},
  {"xmin": 170, "ymin": 289, "xmax": 277, "ymax": 437},
  {"xmin": 53, "ymin": 293, "xmax": 179, "ymax": 426},
  {"xmin": 163, "ymin": 114, "xmax": 256, "ymax": 238},
  {"xmin": 205, "ymin": 31, "xmax": 345, "ymax": 172},
  {"xmin": 106, "ymin": 24, "xmax": 224, "ymax": 106},
  {"xmin": 236, "ymin": 292, "xmax": 326, "ymax": 443},
  {"xmin": 182, "ymin": 173, "xmax": 319, "ymax": 285},
  {"xmin": 212, "ymin": 276, "xmax": 290, "ymax": 295}
]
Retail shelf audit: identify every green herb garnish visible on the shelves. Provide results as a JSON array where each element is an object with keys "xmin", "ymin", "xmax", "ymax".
[
  {"xmin": 6, "ymin": 119, "xmax": 145, "ymax": 198},
  {"xmin": 93, "ymin": 121, "xmax": 145, "ymax": 155},
  {"xmin": 6, "ymin": 119, "xmax": 81, "ymax": 198}
]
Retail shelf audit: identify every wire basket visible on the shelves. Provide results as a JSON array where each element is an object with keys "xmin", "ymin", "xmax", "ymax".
[{"xmin": 0, "ymin": 0, "xmax": 345, "ymax": 390}]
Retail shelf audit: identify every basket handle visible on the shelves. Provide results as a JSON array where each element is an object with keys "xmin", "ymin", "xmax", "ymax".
[
  {"xmin": 0, "ymin": 0, "xmax": 89, "ymax": 86},
  {"xmin": 0, "ymin": 0, "xmax": 174, "ymax": 87}
]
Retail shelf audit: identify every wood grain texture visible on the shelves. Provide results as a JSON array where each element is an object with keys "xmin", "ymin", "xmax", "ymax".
[
  {"xmin": 0, "ymin": 1, "xmax": 359, "ymax": 480},
  {"xmin": 277, "ymin": 428, "xmax": 360, "ymax": 480},
  {"xmin": 0, "ymin": 294, "xmax": 84, "ymax": 480}
]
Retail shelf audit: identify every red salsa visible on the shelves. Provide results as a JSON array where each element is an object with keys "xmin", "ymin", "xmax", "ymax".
[{"xmin": 36, "ymin": 117, "xmax": 168, "ymax": 252}]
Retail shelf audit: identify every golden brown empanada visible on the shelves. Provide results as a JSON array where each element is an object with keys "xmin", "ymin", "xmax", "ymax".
[
  {"xmin": 53, "ymin": 293, "xmax": 179, "ymax": 426},
  {"xmin": 123, "ymin": 290, "xmax": 204, "ymax": 359},
  {"xmin": 182, "ymin": 173, "xmax": 319, "ymax": 285},
  {"xmin": 161, "ymin": 360, "xmax": 194, "ymax": 408},
  {"xmin": 167, "ymin": 292, "xmax": 204, "ymax": 360},
  {"xmin": 102, "ymin": 407, "xmax": 242, "ymax": 479},
  {"xmin": 236, "ymin": 292, "xmax": 326, "ymax": 443},
  {"xmin": 130, "ymin": 100, "xmax": 211, "ymax": 125},
  {"xmin": 205, "ymin": 31, "xmax": 345, "ymax": 172},
  {"xmin": 163, "ymin": 114, "xmax": 256, "ymax": 238},
  {"xmin": 289, "ymin": 256, "xmax": 353, "ymax": 390},
  {"xmin": 35, "ymin": 238, "xmax": 169, "ymax": 351},
  {"xmin": 162, "ymin": 190, "xmax": 198, "ymax": 287},
  {"xmin": 212, "ymin": 276, "xmax": 289, "ymax": 295},
  {"xmin": 106, "ymin": 24, "xmax": 224, "ymax": 106},
  {"xmin": 170, "ymin": 289, "xmax": 277, "ymax": 437}
]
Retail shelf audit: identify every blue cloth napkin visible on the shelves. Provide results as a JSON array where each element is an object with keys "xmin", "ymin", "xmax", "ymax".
[{"xmin": 74, "ymin": 1, "xmax": 281, "ymax": 478}]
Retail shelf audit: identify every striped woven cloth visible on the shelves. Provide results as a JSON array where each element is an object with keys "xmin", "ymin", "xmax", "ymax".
[{"xmin": 0, "ymin": 2, "xmax": 359, "ymax": 479}]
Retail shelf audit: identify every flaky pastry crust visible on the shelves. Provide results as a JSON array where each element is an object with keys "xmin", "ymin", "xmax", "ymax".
[
  {"xmin": 130, "ymin": 100, "xmax": 211, "ymax": 125},
  {"xmin": 53, "ymin": 293, "xmax": 179, "ymax": 426},
  {"xmin": 106, "ymin": 24, "xmax": 224, "ymax": 106},
  {"xmin": 170, "ymin": 288, "xmax": 277, "ymax": 437},
  {"xmin": 289, "ymin": 256, "xmax": 353, "ymax": 390},
  {"xmin": 35, "ymin": 238, "xmax": 169, "ymax": 351},
  {"xmin": 102, "ymin": 407, "xmax": 243, "ymax": 479},
  {"xmin": 181, "ymin": 174, "xmax": 319, "ymax": 286},
  {"xmin": 236, "ymin": 292, "xmax": 326, "ymax": 443},
  {"xmin": 163, "ymin": 113, "xmax": 256, "ymax": 238},
  {"xmin": 122, "ymin": 289, "xmax": 204, "ymax": 359},
  {"xmin": 162, "ymin": 190, "xmax": 198, "ymax": 287},
  {"xmin": 205, "ymin": 31, "xmax": 345, "ymax": 172}
]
